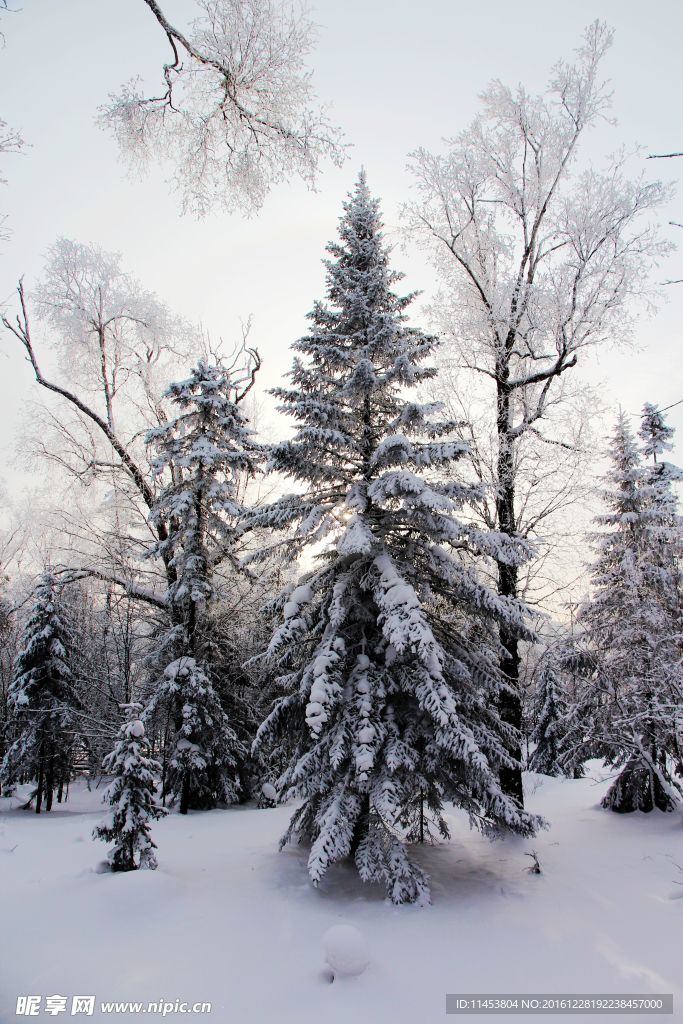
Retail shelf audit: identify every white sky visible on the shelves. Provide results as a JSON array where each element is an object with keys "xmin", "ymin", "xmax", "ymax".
[{"xmin": 1, "ymin": 0, "xmax": 682, "ymax": 510}]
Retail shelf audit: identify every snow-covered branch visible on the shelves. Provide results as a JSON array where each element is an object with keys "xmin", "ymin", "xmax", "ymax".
[{"xmin": 100, "ymin": 0, "xmax": 346, "ymax": 216}]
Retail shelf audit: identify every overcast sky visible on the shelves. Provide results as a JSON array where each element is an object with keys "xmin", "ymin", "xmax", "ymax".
[{"xmin": 1, "ymin": 0, "xmax": 682, "ymax": 510}]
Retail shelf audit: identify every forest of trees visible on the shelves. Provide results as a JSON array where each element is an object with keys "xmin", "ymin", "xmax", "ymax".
[{"xmin": 0, "ymin": 6, "xmax": 681, "ymax": 903}]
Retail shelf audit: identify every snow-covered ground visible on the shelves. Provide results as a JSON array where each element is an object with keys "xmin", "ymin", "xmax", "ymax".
[{"xmin": 1, "ymin": 765, "xmax": 681, "ymax": 1023}]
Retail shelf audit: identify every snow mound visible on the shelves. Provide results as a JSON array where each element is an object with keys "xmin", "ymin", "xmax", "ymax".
[
  {"xmin": 323, "ymin": 924, "xmax": 370, "ymax": 978},
  {"xmin": 261, "ymin": 783, "xmax": 277, "ymax": 802},
  {"xmin": 7, "ymin": 784, "xmax": 34, "ymax": 806}
]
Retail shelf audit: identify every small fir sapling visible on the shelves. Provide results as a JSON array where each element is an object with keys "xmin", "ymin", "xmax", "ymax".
[{"xmin": 93, "ymin": 705, "xmax": 166, "ymax": 871}]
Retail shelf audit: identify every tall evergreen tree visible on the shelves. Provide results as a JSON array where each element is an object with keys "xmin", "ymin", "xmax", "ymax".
[
  {"xmin": 578, "ymin": 411, "xmax": 683, "ymax": 812},
  {"xmin": 552, "ymin": 644, "xmax": 606, "ymax": 780},
  {"xmin": 637, "ymin": 403, "xmax": 683, "ymax": 787},
  {"xmin": 252, "ymin": 173, "xmax": 540, "ymax": 905},
  {"xmin": 145, "ymin": 358, "xmax": 260, "ymax": 811},
  {"xmin": 0, "ymin": 572, "xmax": 81, "ymax": 812},
  {"xmin": 0, "ymin": 592, "xmax": 16, "ymax": 796},
  {"xmin": 93, "ymin": 705, "xmax": 165, "ymax": 871},
  {"xmin": 147, "ymin": 357, "xmax": 261, "ymax": 652}
]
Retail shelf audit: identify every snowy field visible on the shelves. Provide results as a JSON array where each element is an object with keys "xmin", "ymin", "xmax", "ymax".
[{"xmin": 1, "ymin": 766, "xmax": 681, "ymax": 1024}]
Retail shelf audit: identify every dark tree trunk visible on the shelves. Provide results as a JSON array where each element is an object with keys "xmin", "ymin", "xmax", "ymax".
[
  {"xmin": 349, "ymin": 793, "xmax": 370, "ymax": 857},
  {"xmin": 35, "ymin": 756, "xmax": 44, "ymax": 815},
  {"xmin": 160, "ymin": 715, "xmax": 171, "ymax": 805},
  {"xmin": 498, "ymin": 619, "xmax": 524, "ymax": 806},
  {"xmin": 44, "ymin": 741, "xmax": 55, "ymax": 811},
  {"xmin": 45, "ymin": 751, "xmax": 55, "ymax": 813},
  {"xmin": 495, "ymin": 379, "xmax": 524, "ymax": 807},
  {"xmin": 179, "ymin": 771, "xmax": 190, "ymax": 816}
]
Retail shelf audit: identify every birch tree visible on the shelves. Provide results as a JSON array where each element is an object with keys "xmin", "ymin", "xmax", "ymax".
[
  {"xmin": 101, "ymin": 0, "xmax": 345, "ymax": 216},
  {"xmin": 1, "ymin": 241, "xmax": 200, "ymax": 610},
  {"xmin": 406, "ymin": 21, "xmax": 671, "ymax": 804}
]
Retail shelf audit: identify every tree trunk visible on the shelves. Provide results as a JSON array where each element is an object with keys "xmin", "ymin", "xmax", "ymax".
[
  {"xmin": 349, "ymin": 793, "xmax": 370, "ymax": 857},
  {"xmin": 496, "ymin": 380, "xmax": 524, "ymax": 807},
  {"xmin": 35, "ymin": 755, "xmax": 45, "ymax": 815},
  {"xmin": 160, "ymin": 719, "xmax": 170, "ymax": 806},
  {"xmin": 179, "ymin": 771, "xmax": 190, "ymax": 815},
  {"xmin": 498, "ymin": 619, "xmax": 524, "ymax": 805},
  {"xmin": 45, "ymin": 745, "xmax": 55, "ymax": 812}
]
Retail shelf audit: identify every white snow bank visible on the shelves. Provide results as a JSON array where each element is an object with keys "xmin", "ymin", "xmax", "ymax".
[{"xmin": 1, "ymin": 764, "xmax": 682, "ymax": 1023}]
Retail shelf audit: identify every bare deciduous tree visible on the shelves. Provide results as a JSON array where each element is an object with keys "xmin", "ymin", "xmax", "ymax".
[
  {"xmin": 0, "ymin": 2, "xmax": 24, "ymax": 239},
  {"xmin": 0, "ymin": 117, "xmax": 22, "ymax": 237},
  {"xmin": 405, "ymin": 21, "xmax": 672, "ymax": 804},
  {"xmin": 647, "ymin": 151, "xmax": 683, "ymax": 284},
  {"xmin": 1, "ymin": 241, "xmax": 197, "ymax": 607},
  {"xmin": 100, "ymin": 0, "xmax": 346, "ymax": 216},
  {"xmin": 34, "ymin": 238, "xmax": 190, "ymax": 434}
]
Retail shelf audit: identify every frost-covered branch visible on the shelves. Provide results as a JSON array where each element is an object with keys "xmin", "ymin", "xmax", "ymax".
[
  {"xmin": 100, "ymin": 0, "xmax": 346, "ymax": 216},
  {"xmin": 55, "ymin": 567, "xmax": 168, "ymax": 611},
  {"xmin": 2, "ymin": 280, "xmax": 161, "ymax": 517}
]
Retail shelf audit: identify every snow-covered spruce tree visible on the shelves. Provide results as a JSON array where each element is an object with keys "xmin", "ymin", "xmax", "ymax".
[
  {"xmin": 147, "ymin": 357, "xmax": 262, "ymax": 650},
  {"xmin": 551, "ymin": 644, "xmax": 607, "ymax": 780},
  {"xmin": 146, "ymin": 656, "xmax": 241, "ymax": 813},
  {"xmin": 145, "ymin": 358, "xmax": 260, "ymax": 812},
  {"xmin": 251, "ymin": 172, "xmax": 541, "ymax": 905},
  {"xmin": 578, "ymin": 411, "xmax": 683, "ymax": 812},
  {"xmin": 93, "ymin": 706, "xmax": 165, "ymax": 871},
  {"xmin": 0, "ymin": 590, "xmax": 17, "ymax": 796},
  {"xmin": 0, "ymin": 572, "xmax": 81, "ymax": 813},
  {"xmin": 528, "ymin": 656, "xmax": 568, "ymax": 777},
  {"xmin": 637, "ymin": 403, "xmax": 683, "ymax": 786}
]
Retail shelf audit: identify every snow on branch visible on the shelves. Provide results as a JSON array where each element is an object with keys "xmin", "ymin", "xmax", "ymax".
[
  {"xmin": 1, "ymin": 280, "xmax": 158, "ymax": 514},
  {"xmin": 100, "ymin": 0, "xmax": 346, "ymax": 216}
]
